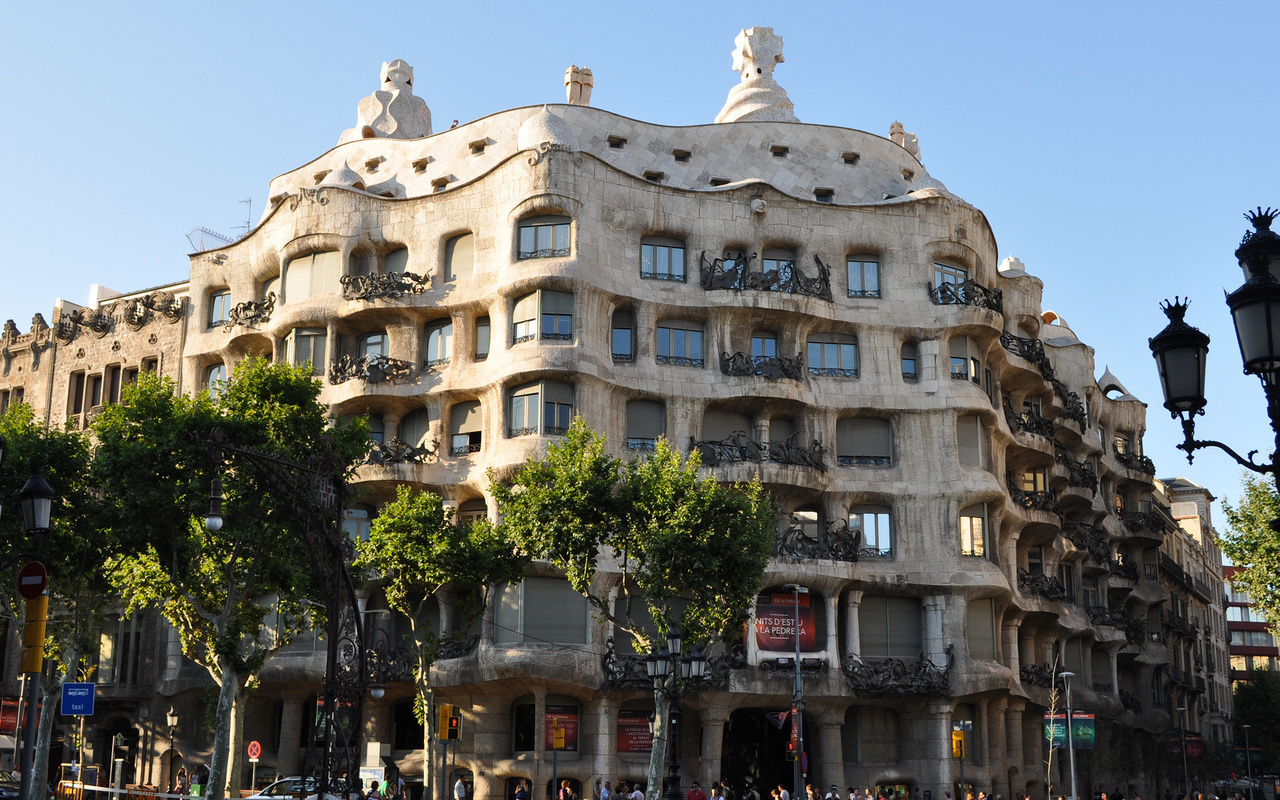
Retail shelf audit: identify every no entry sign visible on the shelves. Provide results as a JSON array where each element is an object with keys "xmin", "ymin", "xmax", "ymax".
[{"xmin": 18, "ymin": 562, "xmax": 47, "ymax": 600}]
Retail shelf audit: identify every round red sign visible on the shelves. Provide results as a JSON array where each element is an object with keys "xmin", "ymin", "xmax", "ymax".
[
  {"xmin": 17, "ymin": 562, "xmax": 47, "ymax": 600},
  {"xmin": 247, "ymin": 741, "xmax": 261, "ymax": 759}
]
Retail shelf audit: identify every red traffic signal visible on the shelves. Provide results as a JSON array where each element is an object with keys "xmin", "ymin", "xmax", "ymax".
[
  {"xmin": 786, "ymin": 741, "xmax": 798, "ymax": 761},
  {"xmin": 447, "ymin": 710, "xmax": 463, "ymax": 740}
]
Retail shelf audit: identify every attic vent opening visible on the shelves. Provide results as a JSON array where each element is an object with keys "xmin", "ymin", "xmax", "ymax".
[
  {"xmin": 814, "ymin": 188, "xmax": 834, "ymax": 204},
  {"xmin": 672, "ymin": 149, "xmax": 691, "ymax": 163},
  {"xmin": 364, "ymin": 158, "xmax": 383, "ymax": 172},
  {"xmin": 607, "ymin": 135, "xmax": 627, "ymax": 149},
  {"xmin": 312, "ymin": 170, "xmax": 331, "ymax": 185},
  {"xmin": 469, "ymin": 139, "xmax": 488, "ymax": 155},
  {"xmin": 412, "ymin": 157, "xmax": 432, "ymax": 174},
  {"xmin": 769, "ymin": 144, "xmax": 790, "ymax": 158},
  {"xmin": 643, "ymin": 170, "xmax": 666, "ymax": 183},
  {"xmin": 902, "ymin": 168, "xmax": 915, "ymax": 181},
  {"xmin": 842, "ymin": 152, "xmax": 861, "ymax": 165},
  {"xmin": 709, "ymin": 177, "xmax": 731, "ymax": 187},
  {"xmin": 431, "ymin": 176, "xmax": 451, "ymax": 192}
]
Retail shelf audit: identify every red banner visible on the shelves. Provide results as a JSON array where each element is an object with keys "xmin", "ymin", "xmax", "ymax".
[
  {"xmin": 754, "ymin": 592, "xmax": 817, "ymax": 652},
  {"xmin": 544, "ymin": 705, "xmax": 579, "ymax": 752},
  {"xmin": 616, "ymin": 713, "xmax": 652, "ymax": 754},
  {"xmin": 0, "ymin": 699, "xmax": 18, "ymax": 735}
]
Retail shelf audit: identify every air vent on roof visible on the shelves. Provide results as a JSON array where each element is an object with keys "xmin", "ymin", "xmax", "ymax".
[
  {"xmin": 469, "ymin": 139, "xmax": 488, "ymax": 155},
  {"xmin": 431, "ymin": 176, "xmax": 451, "ymax": 192},
  {"xmin": 412, "ymin": 157, "xmax": 432, "ymax": 174},
  {"xmin": 769, "ymin": 144, "xmax": 790, "ymax": 158},
  {"xmin": 643, "ymin": 170, "xmax": 666, "ymax": 183},
  {"xmin": 709, "ymin": 177, "xmax": 731, "ymax": 187},
  {"xmin": 842, "ymin": 152, "xmax": 860, "ymax": 165},
  {"xmin": 313, "ymin": 170, "xmax": 331, "ymax": 185},
  {"xmin": 814, "ymin": 188, "xmax": 834, "ymax": 203},
  {"xmin": 607, "ymin": 135, "xmax": 627, "ymax": 149},
  {"xmin": 365, "ymin": 157, "xmax": 383, "ymax": 172},
  {"xmin": 673, "ymin": 149, "xmax": 691, "ymax": 163}
]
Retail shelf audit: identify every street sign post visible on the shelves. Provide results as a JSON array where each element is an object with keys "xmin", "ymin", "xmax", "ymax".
[
  {"xmin": 17, "ymin": 563, "xmax": 47, "ymax": 600},
  {"xmin": 61, "ymin": 684, "xmax": 95, "ymax": 716},
  {"xmin": 248, "ymin": 740, "xmax": 261, "ymax": 789}
]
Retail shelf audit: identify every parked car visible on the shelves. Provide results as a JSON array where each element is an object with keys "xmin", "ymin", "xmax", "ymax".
[{"xmin": 247, "ymin": 777, "xmax": 349, "ymax": 800}]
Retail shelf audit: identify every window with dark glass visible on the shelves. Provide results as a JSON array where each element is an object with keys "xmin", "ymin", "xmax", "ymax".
[
  {"xmin": 640, "ymin": 237, "xmax": 686, "ymax": 281},
  {"xmin": 625, "ymin": 400, "xmax": 665, "ymax": 452},
  {"xmin": 508, "ymin": 380, "xmax": 573, "ymax": 437},
  {"xmin": 934, "ymin": 262, "xmax": 968, "ymax": 288},
  {"xmin": 847, "ymin": 258, "xmax": 880, "ymax": 298},
  {"xmin": 901, "ymin": 342, "xmax": 919, "ymax": 380},
  {"xmin": 950, "ymin": 336, "xmax": 981, "ymax": 384},
  {"xmin": 836, "ymin": 418, "xmax": 892, "ymax": 466},
  {"xmin": 450, "ymin": 400, "xmax": 483, "ymax": 455},
  {"xmin": 540, "ymin": 291, "xmax": 574, "ymax": 340},
  {"xmin": 807, "ymin": 333, "xmax": 858, "ymax": 376},
  {"xmin": 209, "ymin": 290, "xmax": 231, "ymax": 327},
  {"xmin": 751, "ymin": 332, "xmax": 778, "ymax": 363},
  {"xmin": 367, "ymin": 412, "xmax": 385, "ymax": 444},
  {"xmin": 457, "ymin": 499, "xmax": 488, "ymax": 526},
  {"xmin": 512, "ymin": 695, "xmax": 536, "ymax": 753},
  {"xmin": 966, "ymin": 599, "xmax": 996, "ymax": 661},
  {"xmin": 762, "ymin": 248, "xmax": 795, "ymax": 275},
  {"xmin": 859, "ymin": 596, "xmax": 922, "ymax": 659},
  {"xmin": 612, "ymin": 310, "xmax": 634, "ymax": 361},
  {"xmin": 517, "ymin": 216, "xmax": 570, "ymax": 260},
  {"xmin": 657, "ymin": 321, "xmax": 704, "ymax": 366},
  {"xmin": 445, "ymin": 233, "xmax": 474, "ymax": 281},
  {"xmin": 288, "ymin": 328, "xmax": 327, "ymax": 375},
  {"xmin": 425, "ymin": 320, "xmax": 453, "ymax": 366}
]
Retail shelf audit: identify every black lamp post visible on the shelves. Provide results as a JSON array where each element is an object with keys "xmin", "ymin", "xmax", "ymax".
[
  {"xmin": 1150, "ymin": 208, "xmax": 1280, "ymax": 500},
  {"xmin": 1241, "ymin": 724, "xmax": 1254, "ymax": 800},
  {"xmin": 18, "ymin": 474, "xmax": 52, "ymax": 800},
  {"xmin": 645, "ymin": 626, "xmax": 708, "ymax": 800}
]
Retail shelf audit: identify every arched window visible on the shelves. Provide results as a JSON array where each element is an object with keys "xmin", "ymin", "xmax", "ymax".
[
  {"xmin": 457, "ymin": 499, "xmax": 487, "ymax": 526},
  {"xmin": 204, "ymin": 363, "xmax": 227, "ymax": 396},
  {"xmin": 358, "ymin": 332, "xmax": 388, "ymax": 358},
  {"xmin": 445, "ymin": 234, "xmax": 474, "ymax": 281},
  {"xmin": 959, "ymin": 504, "xmax": 987, "ymax": 557},
  {"xmin": 384, "ymin": 248, "xmax": 409, "ymax": 273},
  {"xmin": 425, "ymin": 320, "xmax": 453, "ymax": 366}
]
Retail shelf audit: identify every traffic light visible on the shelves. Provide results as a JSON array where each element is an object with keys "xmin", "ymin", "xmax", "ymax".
[
  {"xmin": 552, "ymin": 723, "xmax": 565, "ymax": 750},
  {"xmin": 447, "ymin": 708, "xmax": 463, "ymax": 740},
  {"xmin": 786, "ymin": 741, "xmax": 798, "ymax": 761},
  {"xmin": 437, "ymin": 704, "xmax": 454, "ymax": 740},
  {"xmin": 20, "ymin": 594, "xmax": 47, "ymax": 674}
]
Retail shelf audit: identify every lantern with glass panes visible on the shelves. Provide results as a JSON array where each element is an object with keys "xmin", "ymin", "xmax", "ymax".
[{"xmin": 643, "ymin": 626, "xmax": 709, "ymax": 800}]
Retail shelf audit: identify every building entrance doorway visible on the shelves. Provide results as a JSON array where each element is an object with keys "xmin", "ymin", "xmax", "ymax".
[{"xmin": 722, "ymin": 708, "xmax": 807, "ymax": 796}]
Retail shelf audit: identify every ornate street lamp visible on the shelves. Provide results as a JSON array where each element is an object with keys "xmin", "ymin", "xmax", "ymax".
[
  {"xmin": 645, "ymin": 626, "xmax": 708, "ymax": 800},
  {"xmin": 1058, "ymin": 672, "xmax": 1078, "ymax": 800},
  {"xmin": 19, "ymin": 474, "xmax": 54, "ymax": 535},
  {"xmin": 1150, "ymin": 209, "xmax": 1280, "ymax": 513}
]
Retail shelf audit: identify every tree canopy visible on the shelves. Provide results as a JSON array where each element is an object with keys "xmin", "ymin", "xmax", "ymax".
[
  {"xmin": 1221, "ymin": 473, "xmax": 1280, "ymax": 626},
  {"xmin": 92, "ymin": 358, "xmax": 369, "ymax": 798}
]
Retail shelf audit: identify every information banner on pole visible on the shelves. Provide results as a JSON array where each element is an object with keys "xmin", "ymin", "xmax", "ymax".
[
  {"xmin": 1070, "ymin": 711, "xmax": 1095, "ymax": 750},
  {"xmin": 61, "ymin": 684, "xmax": 95, "ymax": 717}
]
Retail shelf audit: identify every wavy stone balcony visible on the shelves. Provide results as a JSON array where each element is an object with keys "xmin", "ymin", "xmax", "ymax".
[{"xmin": 1113, "ymin": 450, "xmax": 1157, "ymax": 476}]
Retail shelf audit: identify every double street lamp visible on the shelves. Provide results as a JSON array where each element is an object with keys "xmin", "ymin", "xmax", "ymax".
[
  {"xmin": 1149, "ymin": 208, "xmax": 1280, "ymax": 496},
  {"xmin": 645, "ymin": 627, "xmax": 708, "ymax": 800}
]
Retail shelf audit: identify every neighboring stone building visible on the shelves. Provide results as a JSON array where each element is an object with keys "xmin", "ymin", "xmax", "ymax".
[{"xmin": 0, "ymin": 29, "xmax": 1199, "ymax": 800}]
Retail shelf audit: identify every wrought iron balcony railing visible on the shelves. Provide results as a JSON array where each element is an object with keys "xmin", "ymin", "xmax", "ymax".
[
  {"xmin": 689, "ymin": 431, "xmax": 826, "ymax": 471},
  {"xmin": 999, "ymin": 332, "xmax": 1054, "ymax": 376},
  {"xmin": 927, "ymin": 279, "xmax": 1004, "ymax": 313},
  {"xmin": 329, "ymin": 354, "xmax": 414, "ymax": 385},
  {"xmin": 1054, "ymin": 442, "xmax": 1099, "ymax": 493},
  {"xmin": 1004, "ymin": 399, "xmax": 1056, "ymax": 439},
  {"xmin": 340, "ymin": 271, "xmax": 430, "ymax": 300},
  {"xmin": 1018, "ymin": 568, "xmax": 1066, "ymax": 600},
  {"xmin": 774, "ymin": 518, "xmax": 860, "ymax": 562},
  {"xmin": 721, "ymin": 352, "xmax": 805, "ymax": 380},
  {"xmin": 1008, "ymin": 473, "xmax": 1063, "ymax": 516},
  {"xmin": 842, "ymin": 646, "xmax": 953, "ymax": 697},
  {"xmin": 700, "ymin": 251, "xmax": 833, "ymax": 300}
]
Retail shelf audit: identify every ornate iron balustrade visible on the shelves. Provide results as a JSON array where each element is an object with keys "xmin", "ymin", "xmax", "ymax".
[
  {"xmin": 1020, "ymin": 662, "xmax": 1054, "ymax": 688},
  {"xmin": 626, "ymin": 437, "xmax": 657, "ymax": 452},
  {"xmin": 1061, "ymin": 521, "xmax": 1109, "ymax": 562},
  {"xmin": 1008, "ymin": 473, "xmax": 1062, "ymax": 516},
  {"xmin": 1124, "ymin": 617, "xmax": 1147, "ymax": 645},
  {"xmin": 340, "ymin": 271, "xmax": 430, "ymax": 301},
  {"xmin": 612, "ymin": 352, "xmax": 634, "ymax": 362},
  {"xmin": 545, "ymin": 426, "xmax": 569, "ymax": 436},
  {"xmin": 1087, "ymin": 605, "xmax": 1127, "ymax": 627},
  {"xmin": 639, "ymin": 270, "xmax": 686, "ymax": 282},
  {"xmin": 1018, "ymin": 568, "xmax": 1066, "ymax": 600},
  {"xmin": 1114, "ymin": 450, "xmax": 1157, "ymax": 475},
  {"xmin": 601, "ymin": 636, "xmax": 745, "ymax": 691},
  {"xmin": 450, "ymin": 443, "xmax": 482, "ymax": 457},
  {"xmin": 926, "ymin": 279, "xmax": 1004, "ymax": 313},
  {"xmin": 999, "ymin": 332, "xmax": 1054, "ymax": 376},
  {"xmin": 758, "ymin": 657, "xmax": 828, "ymax": 674},
  {"xmin": 518, "ymin": 246, "xmax": 570, "ymax": 259},
  {"xmin": 699, "ymin": 251, "xmax": 833, "ymax": 300},
  {"xmin": 365, "ymin": 437, "xmax": 437, "ymax": 465},
  {"xmin": 721, "ymin": 351, "xmax": 805, "ymax": 380},
  {"xmin": 842, "ymin": 645, "xmax": 953, "ymax": 697},
  {"xmin": 435, "ymin": 634, "xmax": 480, "ymax": 661},
  {"xmin": 657, "ymin": 354, "xmax": 704, "ymax": 367},
  {"xmin": 1119, "ymin": 689, "xmax": 1142, "ymax": 712},
  {"xmin": 1004, "ymin": 399, "xmax": 1055, "ymax": 438},
  {"xmin": 509, "ymin": 426, "xmax": 538, "ymax": 438},
  {"xmin": 423, "ymin": 356, "xmax": 451, "ymax": 370},
  {"xmin": 838, "ymin": 455, "xmax": 891, "ymax": 467},
  {"xmin": 542, "ymin": 331, "xmax": 573, "ymax": 341},
  {"xmin": 1054, "ymin": 443, "xmax": 1099, "ymax": 494},
  {"xmin": 1093, "ymin": 681, "xmax": 1113, "ymax": 693},
  {"xmin": 809, "ymin": 366, "xmax": 858, "ymax": 377},
  {"xmin": 329, "ymin": 354, "xmax": 414, "ymax": 385},
  {"xmin": 774, "ymin": 517, "xmax": 860, "ymax": 562},
  {"xmin": 1161, "ymin": 611, "xmax": 1196, "ymax": 638},
  {"xmin": 227, "ymin": 293, "xmax": 276, "ymax": 328},
  {"xmin": 1050, "ymin": 379, "xmax": 1088, "ymax": 427},
  {"xmin": 1119, "ymin": 510, "xmax": 1162, "ymax": 535},
  {"xmin": 1109, "ymin": 557, "xmax": 1140, "ymax": 581}
]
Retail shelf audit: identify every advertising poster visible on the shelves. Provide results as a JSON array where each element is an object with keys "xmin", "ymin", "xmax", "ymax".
[
  {"xmin": 754, "ymin": 592, "xmax": 817, "ymax": 652},
  {"xmin": 1070, "ymin": 711, "xmax": 1095, "ymax": 750},
  {"xmin": 0, "ymin": 699, "xmax": 18, "ymax": 734},
  {"xmin": 616, "ymin": 713, "xmax": 652, "ymax": 754},
  {"xmin": 1185, "ymin": 734, "xmax": 1203, "ymax": 761},
  {"xmin": 1044, "ymin": 713, "xmax": 1066, "ymax": 747},
  {"xmin": 544, "ymin": 705, "xmax": 579, "ymax": 751}
]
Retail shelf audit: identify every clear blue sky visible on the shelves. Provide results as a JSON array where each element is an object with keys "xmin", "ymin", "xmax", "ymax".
[{"xmin": 2, "ymin": 1, "xmax": 1277, "ymax": 521}]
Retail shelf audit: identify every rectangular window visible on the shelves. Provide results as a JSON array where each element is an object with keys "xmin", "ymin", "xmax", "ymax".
[
  {"xmin": 540, "ymin": 291, "xmax": 574, "ymax": 341},
  {"xmin": 960, "ymin": 505, "xmax": 986, "ymax": 557},
  {"xmin": 88, "ymin": 374, "xmax": 103, "ymax": 408},
  {"xmin": 847, "ymin": 259, "xmax": 880, "ymax": 298},
  {"xmin": 751, "ymin": 333, "xmax": 778, "ymax": 360},
  {"xmin": 289, "ymin": 328, "xmax": 327, "ymax": 375},
  {"xmin": 836, "ymin": 418, "xmax": 892, "ymax": 466},
  {"xmin": 517, "ymin": 217, "xmax": 571, "ymax": 260},
  {"xmin": 446, "ymin": 234, "xmax": 475, "ymax": 281},
  {"xmin": 640, "ymin": 242, "xmax": 686, "ymax": 281},
  {"xmin": 209, "ymin": 291, "xmax": 231, "ymax": 327},
  {"xmin": 625, "ymin": 400, "xmax": 666, "ymax": 452},
  {"xmin": 657, "ymin": 321, "xmax": 704, "ymax": 367},
  {"xmin": 68, "ymin": 372, "xmax": 86, "ymax": 415},
  {"xmin": 807, "ymin": 334, "xmax": 858, "ymax": 377},
  {"xmin": 901, "ymin": 342, "xmax": 918, "ymax": 380},
  {"xmin": 105, "ymin": 365, "xmax": 122, "ymax": 405},
  {"xmin": 859, "ymin": 596, "xmax": 922, "ymax": 659},
  {"xmin": 512, "ymin": 294, "xmax": 537, "ymax": 343},
  {"xmin": 957, "ymin": 415, "xmax": 986, "ymax": 467},
  {"xmin": 358, "ymin": 333, "xmax": 388, "ymax": 358},
  {"xmin": 475, "ymin": 317, "xmax": 491, "ymax": 360},
  {"xmin": 966, "ymin": 599, "xmax": 996, "ymax": 661},
  {"xmin": 283, "ymin": 251, "xmax": 342, "ymax": 301},
  {"xmin": 612, "ymin": 310, "xmax": 634, "ymax": 361},
  {"xmin": 450, "ymin": 401, "xmax": 483, "ymax": 456},
  {"xmin": 1058, "ymin": 564, "xmax": 1078, "ymax": 603},
  {"xmin": 849, "ymin": 506, "xmax": 892, "ymax": 557},
  {"xmin": 1081, "ymin": 576, "xmax": 1100, "ymax": 608},
  {"xmin": 935, "ymin": 262, "xmax": 969, "ymax": 287},
  {"xmin": 494, "ymin": 578, "xmax": 589, "ymax": 644},
  {"xmin": 425, "ymin": 322, "xmax": 453, "ymax": 366}
]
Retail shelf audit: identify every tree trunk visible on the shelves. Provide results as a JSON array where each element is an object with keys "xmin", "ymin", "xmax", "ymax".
[
  {"xmin": 227, "ymin": 687, "xmax": 251, "ymax": 796},
  {"xmin": 33, "ymin": 666, "xmax": 65, "ymax": 796},
  {"xmin": 206, "ymin": 664, "xmax": 238, "ymax": 800},
  {"xmin": 646, "ymin": 691, "xmax": 670, "ymax": 800}
]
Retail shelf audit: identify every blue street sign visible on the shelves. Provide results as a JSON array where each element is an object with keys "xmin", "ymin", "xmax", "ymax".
[{"xmin": 62, "ymin": 683, "xmax": 95, "ymax": 716}]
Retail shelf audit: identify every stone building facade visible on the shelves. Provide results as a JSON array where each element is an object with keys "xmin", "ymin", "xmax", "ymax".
[{"xmin": 0, "ymin": 32, "xmax": 1196, "ymax": 800}]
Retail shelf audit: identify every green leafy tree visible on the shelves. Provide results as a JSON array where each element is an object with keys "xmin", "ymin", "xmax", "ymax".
[
  {"xmin": 0, "ymin": 403, "xmax": 106, "ymax": 796},
  {"xmin": 1221, "ymin": 474, "xmax": 1280, "ymax": 626},
  {"xmin": 490, "ymin": 418, "xmax": 775, "ymax": 799},
  {"xmin": 1235, "ymin": 669, "xmax": 1280, "ymax": 773},
  {"xmin": 354, "ymin": 486, "xmax": 527, "ymax": 775},
  {"xmin": 93, "ymin": 359, "xmax": 368, "ymax": 799}
]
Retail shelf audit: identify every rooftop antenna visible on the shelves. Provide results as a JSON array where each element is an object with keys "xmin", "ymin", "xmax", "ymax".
[{"xmin": 237, "ymin": 197, "xmax": 253, "ymax": 237}]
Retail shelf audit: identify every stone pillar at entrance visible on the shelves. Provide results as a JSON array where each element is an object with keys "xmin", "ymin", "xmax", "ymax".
[
  {"xmin": 1005, "ymin": 701, "xmax": 1025, "ymax": 794},
  {"xmin": 697, "ymin": 706, "xmax": 731, "ymax": 788},
  {"xmin": 812, "ymin": 710, "xmax": 845, "ymax": 790},
  {"xmin": 277, "ymin": 691, "xmax": 308, "ymax": 778},
  {"xmin": 842, "ymin": 591, "xmax": 863, "ymax": 658}
]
